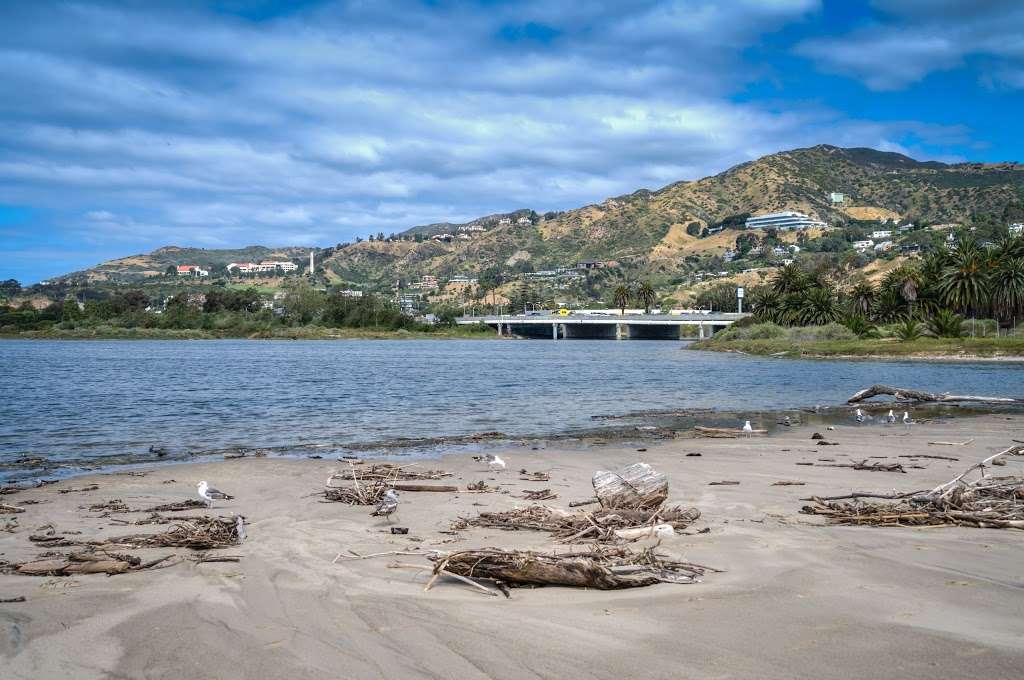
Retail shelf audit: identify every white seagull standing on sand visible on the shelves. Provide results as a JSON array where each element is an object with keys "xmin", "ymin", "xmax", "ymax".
[
  {"xmin": 197, "ymin": 480, "xmax": 234, "ymax": 509},
  {"xmin": 903, "ymin": 411, "xmax": 913, "ymax": 429},
  {"xmin": 485, "ymin": 454, "xmax": 506, "ymax": 472},
  {"xmin": 886, "ymin": 409, "xmax": 897, "ymax": 424},
  {"xmin": 371, "ymin": 489, "xmax": 399, "ymax": 522},
  {"xmin": 742, "ymin": 420, "xmax": 754, "ymax": 438},
  {"xmin": 855, "ymin": 408, "xmax": 865, "ymax": 423}
]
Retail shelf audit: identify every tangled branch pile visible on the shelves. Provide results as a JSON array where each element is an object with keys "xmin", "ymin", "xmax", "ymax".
[
  {"xmin": 105, "ymin": 516, "xmax": 245, "ymax": 550},
  {"xmin": 431, "ymin": 546, "xmax": 715, "ymax": 589},
  {"xmin": 331, "ymin": 463, "xmax": 451, "ymax": 481},
  {"xmin": 802, "ymin": 446, "xmax": 1024, "ymax": 529},
  {"xmin": 324, "ymin": 478, "xmax": 390, "ymax": 505},
  {"xmin": 452, "ymin": 504, "xmax": 700, "ymax": 543}
]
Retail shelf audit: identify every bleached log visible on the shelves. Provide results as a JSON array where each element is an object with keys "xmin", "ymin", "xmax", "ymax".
[
  {"xmin": 613, "ymin": 524, "xmax": 674, "ymax": 541},
  {"xmin": 847, "ymin": 384, "xmax": 1024, "ymax": 404},
  {"xmin": 592, "ymin": 463, "xmax": 668, "ymax": 510}
]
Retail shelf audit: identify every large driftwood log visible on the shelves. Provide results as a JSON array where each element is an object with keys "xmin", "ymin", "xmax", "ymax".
[
  {"xmin": 848, "ymin": 384, "xmax": 1024, "ymax": 404},
  {"xmin": 441, "ymin": 550, "xmax": 657, "ymax": 588},
  {"xmin": 592, "ymin": 463, "xmax": 668, "ymax": 510}
]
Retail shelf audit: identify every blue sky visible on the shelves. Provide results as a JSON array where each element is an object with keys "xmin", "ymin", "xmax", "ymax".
[{"xmin": 1, "ymin": 0, "xmax": 1022, "ymax": 283}]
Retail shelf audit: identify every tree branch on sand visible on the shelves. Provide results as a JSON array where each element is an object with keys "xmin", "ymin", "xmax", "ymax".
[{"xmin": 847, "ymin": 384, "xmax": 1024, "ymax": 404}]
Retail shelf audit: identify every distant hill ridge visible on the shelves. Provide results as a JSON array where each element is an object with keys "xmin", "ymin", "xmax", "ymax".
[{"xmin": 61, "ymin": 145, "xmax": 1024, "ymax": 285}]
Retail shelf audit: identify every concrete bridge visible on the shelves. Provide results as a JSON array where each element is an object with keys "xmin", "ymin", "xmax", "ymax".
[{"xmin": 456, "ymin": 312, "xmax": 749, "ymax": 340}]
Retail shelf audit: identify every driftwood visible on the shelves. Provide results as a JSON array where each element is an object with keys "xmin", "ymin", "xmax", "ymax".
[
  {"xmin": 708, "ymin": 480, "xmax": 740, "ymax": 486},
  {"xmin": 0, "ymin": 596, "xmax": 26, "ymax": 603},
  {"xmin": 430, "ymin": 547, "xmax": 716, "ymax": 589},
  {"xmin": 105, "ymin": 516, "xmax": 245, "ymax": 550},
  {"xmin": 928, "ymin": 440, "xmax": 973, "ymax": 447},
  {"xmin": 58, "ymin": 485, "xmax": 99, "ymax": 494},
  {"xmin": 2, "ymin": 550, "xmax": 178, "ymax": 577},
  {"xmin": 592, "ymin": 463, "xmax": 668, "ymax": 510},
  {"xmin": 142, "ymin": 499, "xmax": 208, "ymax": 512},
  {"xmin": 329, "ymin": 464, "xmax": 452, "ymax": 482},
  {"xmin": 390, "ymin": 483, "xmax": 460, "ymax": 492},
  {"xmin": 453, "ymin": 504, "xmax": 699, "ymax": 543},
  {"xmin": 694, "ymin": 425, "xmax": 767, "ymax": 436},
  {"xmin": 802, "ymin": 446, "xmax": 1024, "ymax": 528},
  {"xmin": 848, "ymin": 384, "xmax": 1024, "ymax": 404},
  {"xmin": 519, "ymin": 489, "xmax": 558, "ymax": 501},
  {"xmin": 0, "ymin": 503, "xmax": 25, "ymax": 514}
]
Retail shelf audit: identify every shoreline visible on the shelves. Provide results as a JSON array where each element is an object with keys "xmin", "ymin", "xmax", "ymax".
[{"xmin": 2, "ymin": 411, "xmax": 1023, "ymax": 679}]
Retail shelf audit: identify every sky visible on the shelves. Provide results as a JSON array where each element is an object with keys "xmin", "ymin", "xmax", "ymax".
[{"xmin": 1, "ymin": 0, "xmax": 1023, "ymax": 283}]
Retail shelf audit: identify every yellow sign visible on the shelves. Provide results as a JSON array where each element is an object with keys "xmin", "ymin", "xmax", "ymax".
[{"xmin": 558, "ymin": 308, "xmax": 570, "ymax": 316}]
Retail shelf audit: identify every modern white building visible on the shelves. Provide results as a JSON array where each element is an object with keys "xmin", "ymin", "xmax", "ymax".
[
  {"xmin": 852, "ymin": 240, "xmax": 874, "ymax": 251},
  {"xmin": 829, "ymin": 192, "xmax": 845, "ymax": 204},
  {"xmin": 871, "ymin": 230, "xmax": 893, "ymax": 239},
  {"xmin": 745, "ymin": 211, "xmax": 826, "ymax": 231}
]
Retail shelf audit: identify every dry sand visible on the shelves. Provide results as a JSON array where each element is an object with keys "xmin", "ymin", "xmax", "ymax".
[{"xmin": 2, "ymin": 413, "xmax": 1024, "ymax": 679}]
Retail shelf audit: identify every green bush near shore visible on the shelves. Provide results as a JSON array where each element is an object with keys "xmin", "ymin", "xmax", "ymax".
[{"xmin": 692, "ymin": 329, "xmax": 1024, "ymax": 359}]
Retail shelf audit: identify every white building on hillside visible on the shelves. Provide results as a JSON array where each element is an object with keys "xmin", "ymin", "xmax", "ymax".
[
  {"xmin": 745, "ymin": 211, "xmax": 826, "ymax": 231},
  {"xmin": 871, "ymin": 230, "xmax": 893, "ymax": 239}
]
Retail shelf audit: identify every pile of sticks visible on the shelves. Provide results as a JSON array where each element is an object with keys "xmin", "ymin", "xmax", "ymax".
[
  {"xmin": 325, "ymin": 478, "xmax": 390, "ymax": 505},
  {"xmin": 452, "ymin": 503, "xmax": 700, "ymax": 543},
  {"xmin": 802, "ymin": 446, "xmax": 1024, "ymax": 529},
  {"xmin": 330, "ymin": 463, "xmax": 452, "ymax": 481},
  {"xmin": 104, "ymin": 516, "xmax": 245, "ymax": 550},
  {"xmin": 430, "ymin": 546, "xmax": 717, "ymax": 590}
]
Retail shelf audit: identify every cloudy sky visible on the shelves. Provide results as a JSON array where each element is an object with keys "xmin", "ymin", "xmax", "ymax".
[{"xmin": 2, "ymin": 0, "xmax": 1022, "ymax": 283}]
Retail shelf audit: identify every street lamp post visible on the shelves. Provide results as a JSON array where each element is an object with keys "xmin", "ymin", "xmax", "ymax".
[{"xmin": 736, "ymin": 286, "xmax": 745, "ymax": 314}]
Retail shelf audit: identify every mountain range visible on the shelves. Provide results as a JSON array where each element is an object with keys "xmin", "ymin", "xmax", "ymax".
[{"xmin": 58, "ymin": 145, "xmax": 1024, "ymax": 290}]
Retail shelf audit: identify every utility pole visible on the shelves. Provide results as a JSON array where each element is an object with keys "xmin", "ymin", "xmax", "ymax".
[{"xmin": 736, "ymin": 286, "xmax": 744, "ymax": 314}]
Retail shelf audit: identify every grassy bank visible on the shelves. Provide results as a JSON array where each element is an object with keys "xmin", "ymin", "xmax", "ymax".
[
  {"xmin": 1, "ymin": 324, "xmax": 498, "ymax": 341},
  {"xmin": 691, "ymin": 322, "xmax": 1024, "ymax": 360}
]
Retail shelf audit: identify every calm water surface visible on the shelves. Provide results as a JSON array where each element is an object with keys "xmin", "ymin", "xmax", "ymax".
[{"xmin": 1, "ymin": 339, "xmax": 1022, "ymax": 480}]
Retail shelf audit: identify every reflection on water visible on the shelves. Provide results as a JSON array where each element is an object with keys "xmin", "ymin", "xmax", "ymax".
[{"xmin": 1, "ymin": 339, "xmax": 1021, "ymax": 480}]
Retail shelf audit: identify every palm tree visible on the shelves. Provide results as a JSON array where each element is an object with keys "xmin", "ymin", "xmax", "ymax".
[
  {"xmin": 871, "ymin": 287, "xmax": 906, "ymax": 323},
  {"xmin": 796, "ymin": 286, "xmax": 841, "ymax": 326},
  {"xmin": 749, "ymin": 287, "xmax": 781, "ymax": 323},
  {"xmin": 939, "ymin": 242, "xmax": 989, "ymax": 316},
  {"xmin": 894, "ymin": 318, "xmax": 924, "ymax": 342},
  {"xmin": 637, "ymin": 281, "xmax": 657, "ymax": 314},
  {"xmin": 612, "ymin": 285, "xmax": 632, "ymax": 316},
  {"xmin": 927, "ymin": 309, "xmax": 965, "ymax": 338},
  {"xmin": 848, "ymin": 280, "xmax": 875, "ymax": 316},
  {"xmin": 990, "ymin": 257, "xmax": 1024, "ymax": 322},
  {"xmin": 771, "ymin": 263, "xmax": 809, "ymax": 296}
]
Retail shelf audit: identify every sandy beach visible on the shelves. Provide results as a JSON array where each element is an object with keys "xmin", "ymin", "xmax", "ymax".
[{"xmin": 2, "ymin": 412, "xmax": 1024, "ymax": 680}]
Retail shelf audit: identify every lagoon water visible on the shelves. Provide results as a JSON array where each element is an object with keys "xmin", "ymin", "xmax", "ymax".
[{"xmin": 1, "ymin": 339, "xmax": 1022, "ymax": 480}]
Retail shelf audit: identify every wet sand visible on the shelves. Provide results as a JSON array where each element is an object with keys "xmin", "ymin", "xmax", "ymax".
[{"xmin": 2, "ymin": 413, "xmax": 1024, "ymax": 679}]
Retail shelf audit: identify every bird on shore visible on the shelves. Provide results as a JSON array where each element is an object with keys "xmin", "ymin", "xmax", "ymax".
[
  {"xmin": 903, "ymin": 411, "xmax": 913, "ymax": 429},
  {"xmin": 855, "ymin": 408, "xmax": 865, "ymax": 423},
  {"xmin": 886, "ymin": 409, "xmax": 897, "ymax": 424},
  {"xmin": 783, "ymin": 416, "xmax": 791, "ymax": 427},
  {"xmin": 197, "ymin": 480, "xmax": 234, "ymax": 509},
  {"xmin": 485, "ymin": 454, "xmax": 506, "ymax": 472},
  {"xmin": 371, "ymin": 489, "xmax": 399, "ymax": 522},
  {"xmin": 742, "ymin": 420, "xmax": 753, "ymax": 438}
]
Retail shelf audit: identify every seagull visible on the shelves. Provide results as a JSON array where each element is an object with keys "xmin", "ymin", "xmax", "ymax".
[
  {"xmin": 783, "ymin": 416, "xmax": 791, "ymax": 427},
  {"xmin": 903, "ymin": 411, "xmax": 912, "ymax": 429},
  {"xmin": 197, "ymin": 480, "xmax": 234, "ymax": 508},
  {"xmin": 886, "ymin": 409, "xmax": 897, "ymax": 424},
  {"xmin": 855, "ymin": 408, "xmax": 865, "ymax": 424},
  {"xmin": 485, "ymin": 454, "xmax": 506, "ymax": 472},
  {"xmin": 370, "ymin": 489, "xmax": 399, "ymax": 522},
  {"xmin": 742, "ymin": 420, "xmax": 753, "ymax": 438}
]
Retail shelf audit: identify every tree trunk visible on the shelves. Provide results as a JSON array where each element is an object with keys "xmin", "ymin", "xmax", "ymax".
[
  {"xmin": 592, "ymin": 463, "xmax": 668, "ymax": 510},
  {"xmin": 847, "ymin": 384, "xmax": 1024, "ymax": 404},
  {"xmin": 439, "ymin": 550, "xmax": 660, "ymax": 589}
]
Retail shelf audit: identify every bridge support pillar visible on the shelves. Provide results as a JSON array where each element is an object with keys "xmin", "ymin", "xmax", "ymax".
[
  {"xmin": 552, "ymin": 323, "xmax": 558, "ymax": 340},
  {"xmin": 616, "ymin": 323, "xmax": 624, "ymax": 340},
  {"xmin": 496, "ymin": 322, "xmax": 502, "ymax": 337},
  {"xmin": 698, "ymin": 322, "xmax": 705, "ymax": 340}
]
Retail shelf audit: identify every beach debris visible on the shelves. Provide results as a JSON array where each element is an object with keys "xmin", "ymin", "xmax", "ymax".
[
  {"xmin": 2, "ymin": 550, "xmax": 179, "ymax": 577},
  {"xmin": 370, "ymin": 489, "xmax": 399, "ymax": 522},
  {"xmin": 390, "ymin": 483, "xmax": 461, "ymax": 492},
  {"xmin": 86, "ymin": 499, "xmax": 130, "ymax": 514},
  {"xmin": 694, "ymin": 425, "xmax": 766, "ymax": 438},
  {"xmin": 686, "ymin": 452, "xmax": 702, "ymax": 457},
  {"xmin": 105, "ymin": 516, "xmax": 246, "ymax": 550},
  {"xmin": 466, "ymin": 481, "xmax": 492, "ymax": 492},
  {"xmin": 330, "ymin": 463, "xmax": 452, "ymax": 482},
  {"xmin": 899, "ymin": 454, "xmax": 959, "ymax": 461},
  {"xmin": 593, "ymin": 463, "xmax": 668, "ymax": 510},
  {"xmin": 428, "ymin": 546, "xmax": 718, "ymax": 590},
  {"xmin": 453, "ymin": 503, "xmax": 699, "ymax": 544},
  {"xmin": 708, "ymin": 480, "xmax": 740, "ymax": 486},
  {"xmin": 848, "ymin": 384, "xmax": 1024, "ymax": 405},
  {"xmin": 390, "ymin": 527, "xmax": 409, "ymax": 535},
  {"xmin": 142, "ymin": 499, "xmax": 208, "ymax": 512},
  {"xmin": 0, "ymin": 596, "xmax": 26, "ymax": 603},
  {"xmin": 197, "ymin": 481, "xmax": 234, "ymax": 508},
  {"xmin": 518, "ymin": 488, "xmax": 557, "ymax": 501},
  {"xmin": 771, "ymin": 481, "xmax": 806, "ymax": 486},
  {"xmin": 1, "ymin": 503, "xmax": 25, "ymax": 514},
  {"xmin": 802, "ymin": 445, "xmax": 1024, "ymax": 529},
  {"xmin": 58, "ymin": 485, "xmax": 99, "ymax": 494},
  {"xmin": 816, "ymin": 441, "xmax": 840, "ymax": 446},
  {"xmin": 811, "ymin": 433, "xmax": 824, "ymax": 440},
  {"xmin": 568, "ymin": 497, "xmax": 600, "ymax": 507},
  {"xmin": 928, "ymin": 440, "xmax": 973, "ymax": 447},
  {"xmin": 519, "ymin": 470, "xmax": 550, "ymax": 482}
]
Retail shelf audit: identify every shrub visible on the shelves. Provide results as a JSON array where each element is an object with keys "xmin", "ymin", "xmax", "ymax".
[
  {"xmin": 894, "ymin": 319, "xmax": 925, "ymax": 342},
  {"xmin": 743, "ymin": 322, "xmax": 788, "ymax": 340},
  {"xmin": 927, "ymin": 309, "xmax": 964, "ymax": 338},
  {"xmin": 788, "ymin": 323, "xmax": 856, "ymax": 342},
  {"xmin": 842, "ymin": 315, "xmax": 879, "ymax": 339}
]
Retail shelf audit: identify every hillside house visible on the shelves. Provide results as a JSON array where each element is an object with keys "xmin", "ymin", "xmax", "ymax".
[
  {"xmin": 498, "ymin": 217, "xmax": 512, "ymax": 226},
  {"xmin": 431, "ymin": 233, "xmax": 453, "ymax": 242},
  {"xmin": 871, "ymin": 230, "xmax": 893, "ymax": 239},
  {"xmin": 576, "ymin": 260, "xmax": 605, "ymax": 270},
  {"xmin": 176, "ymin": 265, "xmax": 209, "ymax": 277},
  {"xmin": 853, "ymin": 240, "xmax": 874, "ymax": 251},
  {"xmin": 516, "ymin": 216, "xmax": 532, "ymax": 226},
  {"xmin": 873, "ymin": 241, "xmax": 893, "ymax": 252}
]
